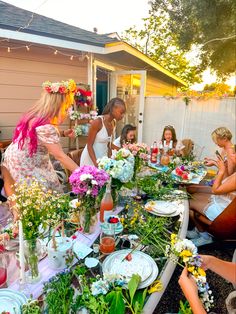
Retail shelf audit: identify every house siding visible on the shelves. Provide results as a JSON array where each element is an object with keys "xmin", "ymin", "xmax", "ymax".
[
  {"xmin": 146, "ymin": 74, "xmax": 178, "ymax": 96},
  {"xmin": 0, "ymin": 46, "xmax": 88, "ymax": 151}
]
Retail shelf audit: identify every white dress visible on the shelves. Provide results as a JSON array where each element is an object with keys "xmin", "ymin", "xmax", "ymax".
[{"xmin": 80, "ymin": 116, "xmax": 112, "ymax": 166}]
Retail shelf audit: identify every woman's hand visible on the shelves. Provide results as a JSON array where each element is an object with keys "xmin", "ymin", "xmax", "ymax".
[
  {"xmin": 178, "ymin": 267, "xmax": 199, "ymax": 298},
  {"xmin": 216, "ymin": 156, "xmax": 226, "ymax": 174},
  {"xmin": 199, "ymin": 255, "xmax": 213, "ymax": 270},
  {"xmin": 204, "ymin": 158, "xmax": 217, "ymax": 167},
  {"xmin": 63, "ymin": 129, "xmax": 75, "ymax": 138}
]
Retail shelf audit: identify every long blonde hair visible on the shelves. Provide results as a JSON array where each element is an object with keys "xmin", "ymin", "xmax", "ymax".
[{"xmin": 13, "ymin": 91, "xmax": 72, "ymax": 156}]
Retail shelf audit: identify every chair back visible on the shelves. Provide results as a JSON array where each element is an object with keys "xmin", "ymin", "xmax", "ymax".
[
  {"xmin": 181, "ymin": 139, "xmax": 194, "ymax": 157},
  {"xmin": 67, "ymin": 148, "xmax": 84, "ymax": 167},
  {"xmin": 208, "ymin": 198, "xmax": 236, "ymax": 240}
]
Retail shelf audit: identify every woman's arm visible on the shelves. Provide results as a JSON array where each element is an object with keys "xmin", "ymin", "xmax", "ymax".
[
  {"xmin": 200, "ymin": 255, "xmax": 236, "ymax": 284},
  {"xmin": 178, "ymin": 267, "xmax": 206, "ymax": 314},
  {"xmin": 43, "ymin": 142, "xmax": 78, "ymax": 172},
  {"xmin": 212, "ymin": 158, "xmax": 236, "ymax": 194},
  {"xmin": 86, "ymin": 119, "xmax": 102, "ymax": 167}
]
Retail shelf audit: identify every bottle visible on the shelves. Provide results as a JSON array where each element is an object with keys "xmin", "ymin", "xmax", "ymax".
[
  {"xmin": 161, "ymin": 147, "xmax": 170, "ymax": 166},
  {"xmin": 150, "ymin": 141, "xmax": 158, "ymax": 163},
  {"xmin": 100, "ymin": 179, "xmax": 114, "ymax": 223}
]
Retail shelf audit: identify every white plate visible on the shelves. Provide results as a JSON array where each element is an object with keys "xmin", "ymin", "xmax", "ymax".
[
  {"xmin": 0, "ymin": 289, "xmax": 27, "ymax": 314},
  {"xmin": 102, "ymin": 249, "xmax": 159, "ymax": 289},
  {"xmin": 145, "ymin": 200, "xmax": 177, "ymax": 214}
]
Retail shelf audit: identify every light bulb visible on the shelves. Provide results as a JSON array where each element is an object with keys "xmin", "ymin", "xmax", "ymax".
[
  {"xmin": 54, "ymin": 50, "xmax": 58, "ymax": 55},
  {"xmin": 70, "ymin": 55, "xmax": 74, "ymax": 60},
  {"xmin": 26, "ymin": 46, "xmax": 30, "ymax": 51},
  {"xmin": 7, "ymin": 47, "xmax": 10, "ymax": 52}
]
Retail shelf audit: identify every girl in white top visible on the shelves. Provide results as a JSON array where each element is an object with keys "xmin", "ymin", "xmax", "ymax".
[
  {"xmin": 80, "ymin": 98, "xmax": 126, "ymax": 167},
  {"xmin": 113, "ymin": 124, "xmax": 136, "ymax": 149},
  {"xmin": 159, "ymin": 125, "xmax": 184, "ymax": 155}
]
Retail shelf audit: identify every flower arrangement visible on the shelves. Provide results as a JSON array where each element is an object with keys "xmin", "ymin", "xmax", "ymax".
[
  {"xmin": 74, "ymin": 124, "xmax": 90, "ymax": 137},
  {"xmin": 74, "ymin": 87, "xmax": 92, "ymax": 107},
  {"xmin": 69, "ymin": 109, "xmax": 98, "ymax": 121},
  {"xmin": 98, "ymin": 148, "xmax": 135, "ymax": 183},
  {"xmin": 123, "ymin": 143, "xmax": 150, "ymax": 179},
  {"xmin": 42, "ymin": 79, "xmax": 76, "ymax": 94},
  {"xmin": 69, "ymin": 165, "xmax": 109, "ymax": 233},
  {"xmin": 166, "ymin": 235, "xmax": 214, "ymax": 312}
]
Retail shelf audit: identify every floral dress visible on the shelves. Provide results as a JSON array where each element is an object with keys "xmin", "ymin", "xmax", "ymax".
[{"xmin": 2, "ymin": 124, "xmax": 63, "ymax": 193}]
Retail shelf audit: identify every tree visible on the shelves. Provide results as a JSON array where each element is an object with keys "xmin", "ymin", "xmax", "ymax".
[
  {"xmin": 203, "ymin": 82, "xmax": 234, "ymax": 95},
  {"xmin": 150, "ymin": 0, "xmax": 236, "ymax": 78},
  {"xmin": 122, "ymin": 13, "xmax": 202, "ymax": 88}
]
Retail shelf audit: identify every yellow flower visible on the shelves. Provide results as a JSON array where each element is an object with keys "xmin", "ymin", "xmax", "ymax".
[
  {"xmin": 148, "ymin": 280, "xmax": 163, "ymax": 294},
  {"xmin": 120, "ymin": 217, "xmax": 125, "ymax": 225},
  {"xmin": 187, "ymin": 266, "xmax": 195, "ymax": 273},
  {"xmin": 171, "ymin": 233, "xmax": 177, "ymax": 245},
  {"xmin": 198, "ymin": 267, "xmax": 206, "ymax": 277}
]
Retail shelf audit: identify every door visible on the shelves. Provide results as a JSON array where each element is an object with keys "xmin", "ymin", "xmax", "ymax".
[{"xmin": 110, "ymin": 70, "xmax": 146, "ymax": 142}]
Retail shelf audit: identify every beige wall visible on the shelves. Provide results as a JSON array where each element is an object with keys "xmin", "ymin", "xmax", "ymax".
[{"xmin": 0, "ymin": 45, "xmax": 88, "ymax": 150}]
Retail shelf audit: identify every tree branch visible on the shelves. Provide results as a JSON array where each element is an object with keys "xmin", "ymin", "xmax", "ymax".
[{"xmin": 202, "ymin": 34, "xmax": 236, "ymax": 47}]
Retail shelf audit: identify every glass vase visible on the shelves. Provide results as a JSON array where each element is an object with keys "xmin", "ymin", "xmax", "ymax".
[
  {"xmin": 24, "ymin": 238, "xmax": 40, "ymax": 283},
  {"xmin": 79, "ymin": 207, "xmax": 98, "ymax": 234}
]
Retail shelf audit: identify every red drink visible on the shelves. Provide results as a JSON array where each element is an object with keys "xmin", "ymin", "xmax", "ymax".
[
  {"xmin": 150, "ymin": 141, "xmax": 158, "ymax": 163},
  {"xmin": 100, "ymin": 181, "xmax": 114, "ymax": 223},
  {"xmin": 0, "ymin": 267, "xmax": 7, "ymax": 287},
  {"xmin": 100, "ymin": 236, "xmax": 115, "ymax": 254}
]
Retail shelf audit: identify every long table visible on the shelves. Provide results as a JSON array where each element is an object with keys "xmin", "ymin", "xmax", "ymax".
[{"xmin": 7, "ymin": 199, "xmax": 189, "ymax": 312}]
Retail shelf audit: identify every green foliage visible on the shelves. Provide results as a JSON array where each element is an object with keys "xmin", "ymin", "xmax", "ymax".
[
  {"xmin": 122, "ymin": 13, "xmax": 202, "ymax": 87},
  {"xmin": 106, "ymin": 288, "xmax": 125, "ymax": 314},
  {"xmin": 150, "ymin": 0, "xmax": 236, "ymax": 78},
  {"xmin": 21, "ymin": 298, "xmax": 41, "ymax": 314},
  {"xmin": 203, "ymin": 82, "xmax": 234, "ymax": 95},
  {"xmin": 178, "ymin": 300, "xmax": 193, "ymax": 314}
]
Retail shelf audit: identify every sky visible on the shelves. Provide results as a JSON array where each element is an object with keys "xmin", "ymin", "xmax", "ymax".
[{"xmin": 3, "ymin": 0, "xmax": 235, "ymax": 90}]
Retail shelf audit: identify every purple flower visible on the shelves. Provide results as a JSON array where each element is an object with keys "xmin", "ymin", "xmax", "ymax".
[
  {"xmin": 180, "ymin": 165, "xmax": 185, "ymax": 171},
  {"xmin": 69, "ymin": 165, "xmax": 109, "ymax": 197}
]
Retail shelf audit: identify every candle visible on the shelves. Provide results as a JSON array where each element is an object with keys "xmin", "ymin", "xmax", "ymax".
[
  {"xmin": 164, "ymin": 140, "xmax": 166, "ymax": 147},
  {"xmin": 18, "ymin": 220, "xmax": 26, "ymax": 284},
  {"xmin": 170, "ymin": 140, "xmax": 173, "ymax": 149}
]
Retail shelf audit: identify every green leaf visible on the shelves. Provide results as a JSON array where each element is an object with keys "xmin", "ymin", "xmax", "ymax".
[
  {"xmin": 128, "ymin": 274, "xmax": 141, "ymax": 305},
  {"xmin": 105, "ymin": 290, "xmax": 125, "ymax": 314},
  {"xmin": 133, "ymin": 288, "xmax": 147, "ymax": 314}
]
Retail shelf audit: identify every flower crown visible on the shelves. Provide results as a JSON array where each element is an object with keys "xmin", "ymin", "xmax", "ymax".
[{"xmin": 42, "ymin": 79, "xmax": 76, "ymax": 94}]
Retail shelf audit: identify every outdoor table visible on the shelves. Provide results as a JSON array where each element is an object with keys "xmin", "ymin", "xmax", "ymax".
[{"xmin": 6, "ymin": 198, "xmax": 189, "ymax": 312}]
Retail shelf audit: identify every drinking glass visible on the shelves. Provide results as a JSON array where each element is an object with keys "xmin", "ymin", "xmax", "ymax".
[{"xmin": 100, "ymin": 230, "xmax": 115, "ymax": 255}]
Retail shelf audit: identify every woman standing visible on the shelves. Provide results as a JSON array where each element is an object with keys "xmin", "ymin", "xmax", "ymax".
[
  {"xmin": 2, "ymin": 79, "xmax": 78, "ymax": 194},
  {"xmin": 80, "ymin": 97, "xmax": 126, "ymax": 167}
]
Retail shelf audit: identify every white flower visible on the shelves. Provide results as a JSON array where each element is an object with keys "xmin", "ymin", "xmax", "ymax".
[
  {"xmin": 80, "ymin": 174, "xmax": 93, "ymax": 181},
  {"xmin": 91, "ymin": 180, "xmax": 98, "ymax": 185},
  {"xmin": 86, "ymin": 190, "xmax": 91, "ymax": 195}
]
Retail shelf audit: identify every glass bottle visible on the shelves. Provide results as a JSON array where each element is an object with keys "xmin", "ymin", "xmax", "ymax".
[
  {"xmin": 100, "ymin": 179, "xmax": 114, "ymax": 223},
  {"xmin": 150, "ymin": 141, "xmax": 158, "ymax": 163},
  {"xmin": 161, "ymin": 147, "xmax": 170, "ymax": 166}
]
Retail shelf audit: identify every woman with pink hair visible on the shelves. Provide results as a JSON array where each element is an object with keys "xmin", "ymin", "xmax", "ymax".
[{"xmin": 2, "ymin": 79, "xmax": 78, "ymax": 197}]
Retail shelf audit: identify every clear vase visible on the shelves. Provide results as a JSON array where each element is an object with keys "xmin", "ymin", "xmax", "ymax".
[
  {"xmin": 79, "ymin": 208, "xmax": 98, "ymax": 234},
  {"xmin": 24, "ymin": 239, "xmax": 40, "ymax": 283}
]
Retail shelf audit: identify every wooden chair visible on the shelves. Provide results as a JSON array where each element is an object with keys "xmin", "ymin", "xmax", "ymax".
[{"xmin": 67, "ymin": 148, "xmax": 84, "ymax": 176}]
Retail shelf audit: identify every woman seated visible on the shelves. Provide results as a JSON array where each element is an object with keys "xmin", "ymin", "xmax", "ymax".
[
  {"xmin": 187, "ymin": 152, "xmax": 236, "ymax": 246},
  {"xmin": 204, "ymin": 126, "xmax": 235, "ymax": 177},
  {"xmin": 159, "ymin": 125, "xmax": 185, "ymax": 155},
  {"xmin": 113, "ymin": 124, "xmax": 136, "ymax": 149},
  {"xmin": 2, "ymin": 79, "xmax": 79, "ymax": 199}
]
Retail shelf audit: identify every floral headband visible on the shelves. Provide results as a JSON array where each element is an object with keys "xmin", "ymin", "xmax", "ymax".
[{"xmin": 42, "ymin": 79, "xmax": 76, "ymax": 94}]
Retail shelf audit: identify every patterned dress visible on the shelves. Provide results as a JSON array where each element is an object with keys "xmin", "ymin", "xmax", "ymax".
[{"xmin": 2, "ymin": 124, "xmax": 63, "ymax": 193}]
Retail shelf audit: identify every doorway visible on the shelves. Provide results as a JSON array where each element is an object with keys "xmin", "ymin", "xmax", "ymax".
[{"xmin": 96, "ymin": 67, "xmax": 109, "ymax": 115}]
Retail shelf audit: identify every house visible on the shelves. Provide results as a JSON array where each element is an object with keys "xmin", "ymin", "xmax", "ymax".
[{"xmin": 0, "ymin": 1, "xmax": 186, "ymax": 148}]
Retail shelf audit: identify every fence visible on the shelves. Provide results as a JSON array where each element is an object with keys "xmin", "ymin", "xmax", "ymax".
[{"xmin": 143, "ymin": 96, "xmax": 236, "ymax": 158}]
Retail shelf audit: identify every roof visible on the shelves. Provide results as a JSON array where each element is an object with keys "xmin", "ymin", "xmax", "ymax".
[
  {"xmin": 0, "ymin": 1, "xmax": 187, "ymax": 86},
  {"xmin": 0, "ymin": 1, "xmax": 117, "ymax": 47}
]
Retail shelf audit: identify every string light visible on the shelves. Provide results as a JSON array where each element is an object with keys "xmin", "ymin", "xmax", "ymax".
[
  {"xmin": 26, "ymin": 45, "xmax": 30, "ymax": 51},
  {"xmin": 7, "ymin": 47, "xmax": 10, "ymax": 52},
  {"xmin": 70, "ymin": 55, "xmax": 74, "ymax": 60},
  {"xmin": 54, "ymin": 50, "xmax": 58, "ymax": 55}
]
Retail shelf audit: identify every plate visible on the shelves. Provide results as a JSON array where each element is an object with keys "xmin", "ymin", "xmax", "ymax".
[
  {"xmin": 145, "ymin": 200, "xmax": 178, "ymax": 216},
  {"xmin": 101, "ymin": 222, "xmax": 123, "ymax": 235},
  {"xmin": 171, "ymin": 169, "xmax": 193, "ymax": 182},
  {"xmin": 102, "ymin": 249, "xmax": 159, "ymax": 289},
  {"xmin": 0, "ymin": 289, "xmax": 27, "ymax": 314}
]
